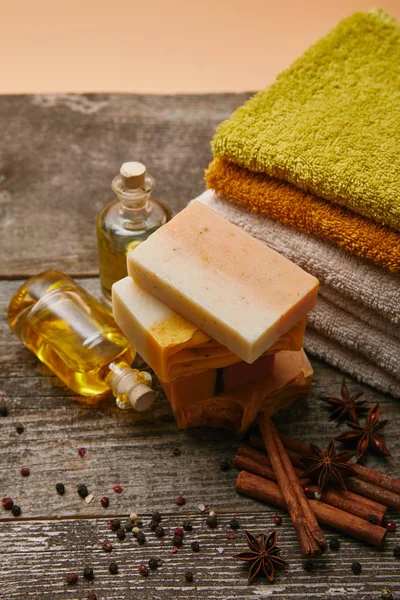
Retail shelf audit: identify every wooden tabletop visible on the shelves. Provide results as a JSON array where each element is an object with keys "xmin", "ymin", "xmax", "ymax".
[{"xmin": 0, "ymin": 95, "xmax": 399, "ymax": 600}]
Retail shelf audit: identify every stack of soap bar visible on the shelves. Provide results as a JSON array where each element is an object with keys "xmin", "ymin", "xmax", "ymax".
[
  {"xmin": 127, "ymin": 201, "xmax": 319, "ymax": 363},
  {"xmin": 112, "ymin": 201, "xmax": 319, "ymax": 434},
  {"xmin": 112, "ymin": 276, "xmax": 306, "ymax": 382}
]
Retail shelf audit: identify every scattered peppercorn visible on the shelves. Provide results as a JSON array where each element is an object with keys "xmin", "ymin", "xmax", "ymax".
[
  {"xmin": 116, "ymin": 527, "xmax": 126, "ymax": 541},
  {"xmin": 133, "ymin": 517, "xmax": 142, "ymax": 527},
  {"xmin": 206, "ymin": 514, "xmax": 218, "ymax": 528},
  {"xmin": 2, "ymin": 497, "xmax": 13, "ymax": 510},
  {"xmin": 113, "ymin": 485, "xmax": 123, "ymax": 493},
  {"xmin": 152, "ymin": 510, "xmax": 162, "ymax": 523},
  {"xmin": 65, "ymin": 573, "xmax": 78, "ymax": 585},
  {"xmin": 303, "ymin": 560, "xmax": 313, "ymax": 572},
  {"xmin": 149, "ymin": 519, "xmax": 158, "ymax": 531},
  {"xmin": 148, "ymin": 558, "xmax": 159, "ymax": 570},
  {"xmin": 219, "ymin": 459, "xmax": 231, "ymax": 472},
  {"xmin": 227, "ymin": 531, "xmax": 235, "ymax": 540},
  {"xmin": 184, "ymin": 570, "xmax": 194, "ymax": 582},
  {"xmin": 393, "ymin": 546, "xmax": 400, "ymax": 558},
  {"xmin": 20, "ymin": 467, "xmax": 30, "ymax": 477},
  {"xmin": 109, "ymin": 562, "xmax": 118, "ymax": 575},
  {"xmin": 15, "ymin": 423, "xmax": 24, "ymax": 434},
  {"xmin": 83, "ymin": 566, "xmax": 94, "ymax": 581},
  {"xmin": 88, "ymin": 594, "xmax": 97, "ymax": 600},
  {"xmin": 155, "ymin": 525, "xmax": 165, "ymax": 538},
  {"xmin": 138, "ymin": 563, "xmax": 149, "ymax": 577},
  {"xmin": 367, "ymin": 514, "xmax": 379, "ymax": 524},
  {"xmin": 56, "ymin": 483, "xmax": 65, "ymax": 496},
  {"xmin": 172, "ymin": 534, "xmax": 183, "ymax": 547},
  {"xmin": 384, "ymin": 521, "xmax": 397, "ymax": 533},
  {"xmin": 176, "ymin": 495, "xmax": 186, "ymax": 506},
  {"xmin": 329, "ymin": 537, "xmax": 340, "ymax": 551},
  {"xmin": 0, "ymin": 404, "xmax": 8, "ymax": 417},
  {"xmin": 102, "ymin": 540, "xmax": 113, "ymax": 553},
  {"xmin": 130, "ymin": 512, "xmax": 138, "ymax": 520},
  {"xmin": 174, "ymin": 527, "xmax": 184, "ymax": 537},
  {"xmin": 381, "ymin": 588, "xmax": 393, "ymax": 600},
  {"xmin": 77, "ymin": 484, "xmax": 89, "ymax": 498},
  {"xmin": 183, "ymin": 519, "xmax": 192, "ymax": 531},
  {"xmin": 110, "ymin": 518, "xmax": 121, "ymax": 531},
  {"xmin": 273, "ymin": 515, "xmax": 282, "ymax": 525},
  {"xmin": 78, "ymin": 447, "xmax": 86, "ymax": 457},
  {"xmin": 125, "ymin": 518, "xmax": 133, "ymax": 531},
  {"xmin": 171, "ymin": 546, "xmax": 179, "ymax": 554},
  {"xmin": 101, "ymin": 496, "xmax": 109, "ymax": 508},
  {"xmin": 11, "ymin": 505, "xmax": 21, "ymax": 516},
  {"xmin": 172, "ymin": 447, "xmax": 182, "ymax": 456},
  {"xmin": 229, "ymin": 517, "xmax": 240, "ymax": 530},
  {"xmin": 351, "ymin": 561, "xmax": 362, "ymax": 574},
  {"xmin": 191, "ymin": 541, "xmax": 200, "ymax": 552},
  {"xmin": 136, "ymin": 531, "xmax": 146, "ymax": 545}
]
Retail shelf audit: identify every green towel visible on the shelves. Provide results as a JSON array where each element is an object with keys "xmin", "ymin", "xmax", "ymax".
[{"xmin": 212, "ymin": 9, "xmax": 400, "ymax": 231}]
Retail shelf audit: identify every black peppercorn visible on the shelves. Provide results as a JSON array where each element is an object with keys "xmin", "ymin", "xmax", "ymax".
[
  {"xmin": 172, "ymin": 447, "xmax": 181, "ymax": 456},
  {"xmin": 109, "ymin": 562, "xmax": 118, "ymax": 575},
  {"xmin": 155, "ymin": 524, "xmax": 165, "ymax": 538},
  {"xmin": 206, "ymin": 514, "xmax": 218, "ymax": 528},
  {"xmin": 125, "ymin": 518, "xmax": 133, "ymax": 531},
  {"xmin": 329, "ymin": 537, "xmax": 340, "ymax": 551},
  {"xmin": 184, "ymin": 570, "xmax": 194, "ymax": 582},
  {"xmin": 220, "ymin": 459, "xmax": 231, "ymax": 472},
  {"xmin": 56, "ymin": 482, "xmax": 65, "ymax": 495},
  {"xmin": 367, "ymin": 514, "xmax": 379, "ymax": 524},
  {"xmin": 183, "ymin": 519, "xmax": 192, "ymax": 531},
  {"xmin": 0, "ymin": 404, "xmax": 8, "ymax": 417},
  {"xmin": 351, "ymin": 561, "xmax": 362, "ymax": 574},
  {"xmin": 116, "ymin": 527, "xmax": 126, "ymax": 541},
  {"xmin": 229, "ymin": 518, "xmax": 240, "ymax": 530},
  {"xmin": 110, "ymin": 518, "xmax": 121, "ymax": 531},
  {"xmin": 148, "ymin": 558, "xmax": 159, "ymax": 570},
  {"xmin": 191, "ymin": 541, "xmax": 200, "ymax": 552},
  {"xmin": 151, "ymin": 510, "xmax": 162, "ymax": 523},
  {"xmin": 149, "ymin": 519, "xmax": 158, "ymax": 531},
  {"xmin": 136, "ymin": 531, "xmax": 146, "ymax": 545},
  {"xmin": 172, "ymin": 534, "xmax": 183, "ymax": 547},
  {"xmin": 11, "ymin": 505, "xmax": 21, "ymax": 517},
  {"xmin": 393, "ymin": 546, "xmax": 400, "ymax": 558},
  {"xmin": 77, "ymin": 484, "xmax": 88, "ymax": 498},
  {"xmin": 83, "ymin": 567, "xmax": 94, "ymax": 581},
  {"xmin": 303, "ymin": 560, "xmax": 313, "ymax": 572},
  {"xmin": 15, "ymin": 423, "xmax": 24, "ymax": 434},
  {"xmin": 65, "ymin": 573, "xmax": 78, "ymax": 585}
]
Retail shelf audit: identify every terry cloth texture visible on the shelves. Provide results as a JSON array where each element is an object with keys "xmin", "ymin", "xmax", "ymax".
[
  {"xmin": 206, "ymin": 158, "xmax": 400, "ymax": 272},
  {"xmin": 212, "ymin": 9, "xmax": 400, "ymax": 231},
  {"xmin": 196, "ymin": 190, "xmax": 400, "ymax": 396}
]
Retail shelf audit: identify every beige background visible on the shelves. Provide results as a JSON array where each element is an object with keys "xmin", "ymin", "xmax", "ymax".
[{"xmin": 1, "ymin": 0, "xmax": 400, "ymax": 94}]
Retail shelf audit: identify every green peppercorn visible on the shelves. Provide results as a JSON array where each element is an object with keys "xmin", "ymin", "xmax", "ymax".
[
  {"xmin": 125, "ymin": 518, "xmax": 134, "ymax": 531},
  {"xmin": 133, "ymin": 517, "xmax": 142, "ymax": 528},
  {"xmin": 183, "ymin": 519, "xmax": 192, "ymax": 531},
  {"xmin": 116, "ymin": 527, "xmax": 126, "ymax": 540},
  {"xmin": 148, "ymin": 558, "xmax": 159, "ymax": 570},
  {"xmin": 184, "ymin": 570, "xmax": 194, "ymax": 582},
  {"xmin": 11, "ymin": 505, "xmax": 21, "ymax": 517},
  {"xmin": 56, "ymin": 482, "xmax": 65, "ymax": 495},
  {"xmin": 329, "ymin": 537, "xmax": 340, "ymax": 551},
  {"xmin": 83, "ymin": 566, "xmax": 94, "ymax": 581},
  {"xmin": 109, "ymin": 562, "xmax": 118, "ymax": 575},
  {"xmin": 351, "ymin": 561, "xmax": 362, "ymax": 574},
  {"xmin": 229, "ymin": 518, "xmax": 240, "ymax": 530}
]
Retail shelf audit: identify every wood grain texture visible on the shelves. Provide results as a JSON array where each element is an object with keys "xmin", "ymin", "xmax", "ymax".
[
  {"xmin": 1, "ymin": 94, "xmax": 399, "ymax": 599},
  {"xmin": 0, "ymin": 93, "xmax": 251, "ymax": 278}
]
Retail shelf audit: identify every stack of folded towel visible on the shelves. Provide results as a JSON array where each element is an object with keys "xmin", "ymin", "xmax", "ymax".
[{"xmin": 200, "ymin": 8, "xmax": 400, "ymax": 397}]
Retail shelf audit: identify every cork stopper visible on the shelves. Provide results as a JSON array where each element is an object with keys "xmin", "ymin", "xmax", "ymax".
[{"xmin": 120, "ymin": 162, "xmax": 146, "ymax": 189}]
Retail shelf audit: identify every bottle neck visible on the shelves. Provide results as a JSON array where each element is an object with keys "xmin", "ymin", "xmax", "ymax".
[
  {"xmin": 106, "ymin": 360, "xmax": 155, "ymax": 411},
  {"xmin": 112, "ymin": 172, "xmax": 155, "ymax": 217}
]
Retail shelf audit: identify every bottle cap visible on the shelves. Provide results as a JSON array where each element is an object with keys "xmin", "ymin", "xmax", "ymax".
[
  {"xmin": 127, "ymin": 383, "xmax": 156, "ymax": 412},
  {"xmin": 120, "ymin": 162, "xmax": 146, "ymax": 189}
]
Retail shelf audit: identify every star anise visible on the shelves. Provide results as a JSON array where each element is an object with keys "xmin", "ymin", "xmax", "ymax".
[
  {"xmin": 321, "ymin": 379, "xmax": 367, "ymax": 422},
  {"xmin": 234, "ymin": 530, "xmax": 287, "ymax": 584},
  {"xmin": 335, "ymin": 402, "xmax": 391, "ymax": 460},
  {"xmin": 300, "ymin": 439, "xmax": 357, "ymax": 493}
]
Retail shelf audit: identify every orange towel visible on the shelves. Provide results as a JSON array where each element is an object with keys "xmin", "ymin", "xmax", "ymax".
[{"xmin": 205, "ymin": 158, "xmax": 400, "ymax": 273}]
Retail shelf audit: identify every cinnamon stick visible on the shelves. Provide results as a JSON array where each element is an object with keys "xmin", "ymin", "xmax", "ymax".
[
  {"xmin": 236, "ymin": 470, "xmax": 387, "ymax": 548},
  {"xmin": 258, "ymin": 415, "xmax": 327, "ymax": 556},
  {"xmin": 234, "ymin": 444, "xmax": 387, "ymax": 524},
  {"xmin": 250, "ymin": 432, "xmax": 400, "ymax": 510}
]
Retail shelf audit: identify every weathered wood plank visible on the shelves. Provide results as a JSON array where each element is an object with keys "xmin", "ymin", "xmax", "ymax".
[{"xmin": 0, "ymin": 93, "xmax": 251, "ymax": 278}]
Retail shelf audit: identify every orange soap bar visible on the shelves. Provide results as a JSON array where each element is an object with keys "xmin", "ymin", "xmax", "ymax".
[{"xmin": 127, "ymin": 201, "xmax": 319, "ymax": 363}]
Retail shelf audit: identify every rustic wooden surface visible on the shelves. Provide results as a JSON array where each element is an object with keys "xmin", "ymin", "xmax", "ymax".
[{"xmin": 0, "ymin": 95, "xmax": 399, "ymax": 600}]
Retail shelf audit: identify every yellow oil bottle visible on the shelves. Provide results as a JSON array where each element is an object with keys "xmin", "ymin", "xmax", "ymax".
[{"xmin": 8, "ymin": 270, "xmax": 155, "ymax": 411}]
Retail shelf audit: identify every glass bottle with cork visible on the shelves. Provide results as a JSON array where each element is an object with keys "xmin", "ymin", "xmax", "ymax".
[
  {"xmin": 96, "ymin": 161, "xmax": 172, "ymax": 304},
  {"xmin": 8, "ymin": 270, "xmax": 155, "ymax": 411}
]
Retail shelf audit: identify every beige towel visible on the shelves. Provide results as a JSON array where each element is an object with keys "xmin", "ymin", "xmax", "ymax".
[{"xmin": 196, "ymin": 190, "xmax": 400, "ymax": 396}]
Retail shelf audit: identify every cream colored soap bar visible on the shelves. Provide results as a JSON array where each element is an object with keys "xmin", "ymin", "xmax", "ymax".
[
  {"xmin": 112, "ymin": 276, "xmax": 306, "ymax": 382},
  {"xmin": 127, "ymin": 201, "xmax": 319, "ymax": 363}
]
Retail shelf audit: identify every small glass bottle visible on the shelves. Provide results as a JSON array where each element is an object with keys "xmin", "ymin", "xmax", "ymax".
[
  {"xmin": 97, "ymin": 161, "xmax": 172, "ymax": 304},
  {"xmin": 8, "ymin": 270, "xmax": 155, "ymax": 411}
]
